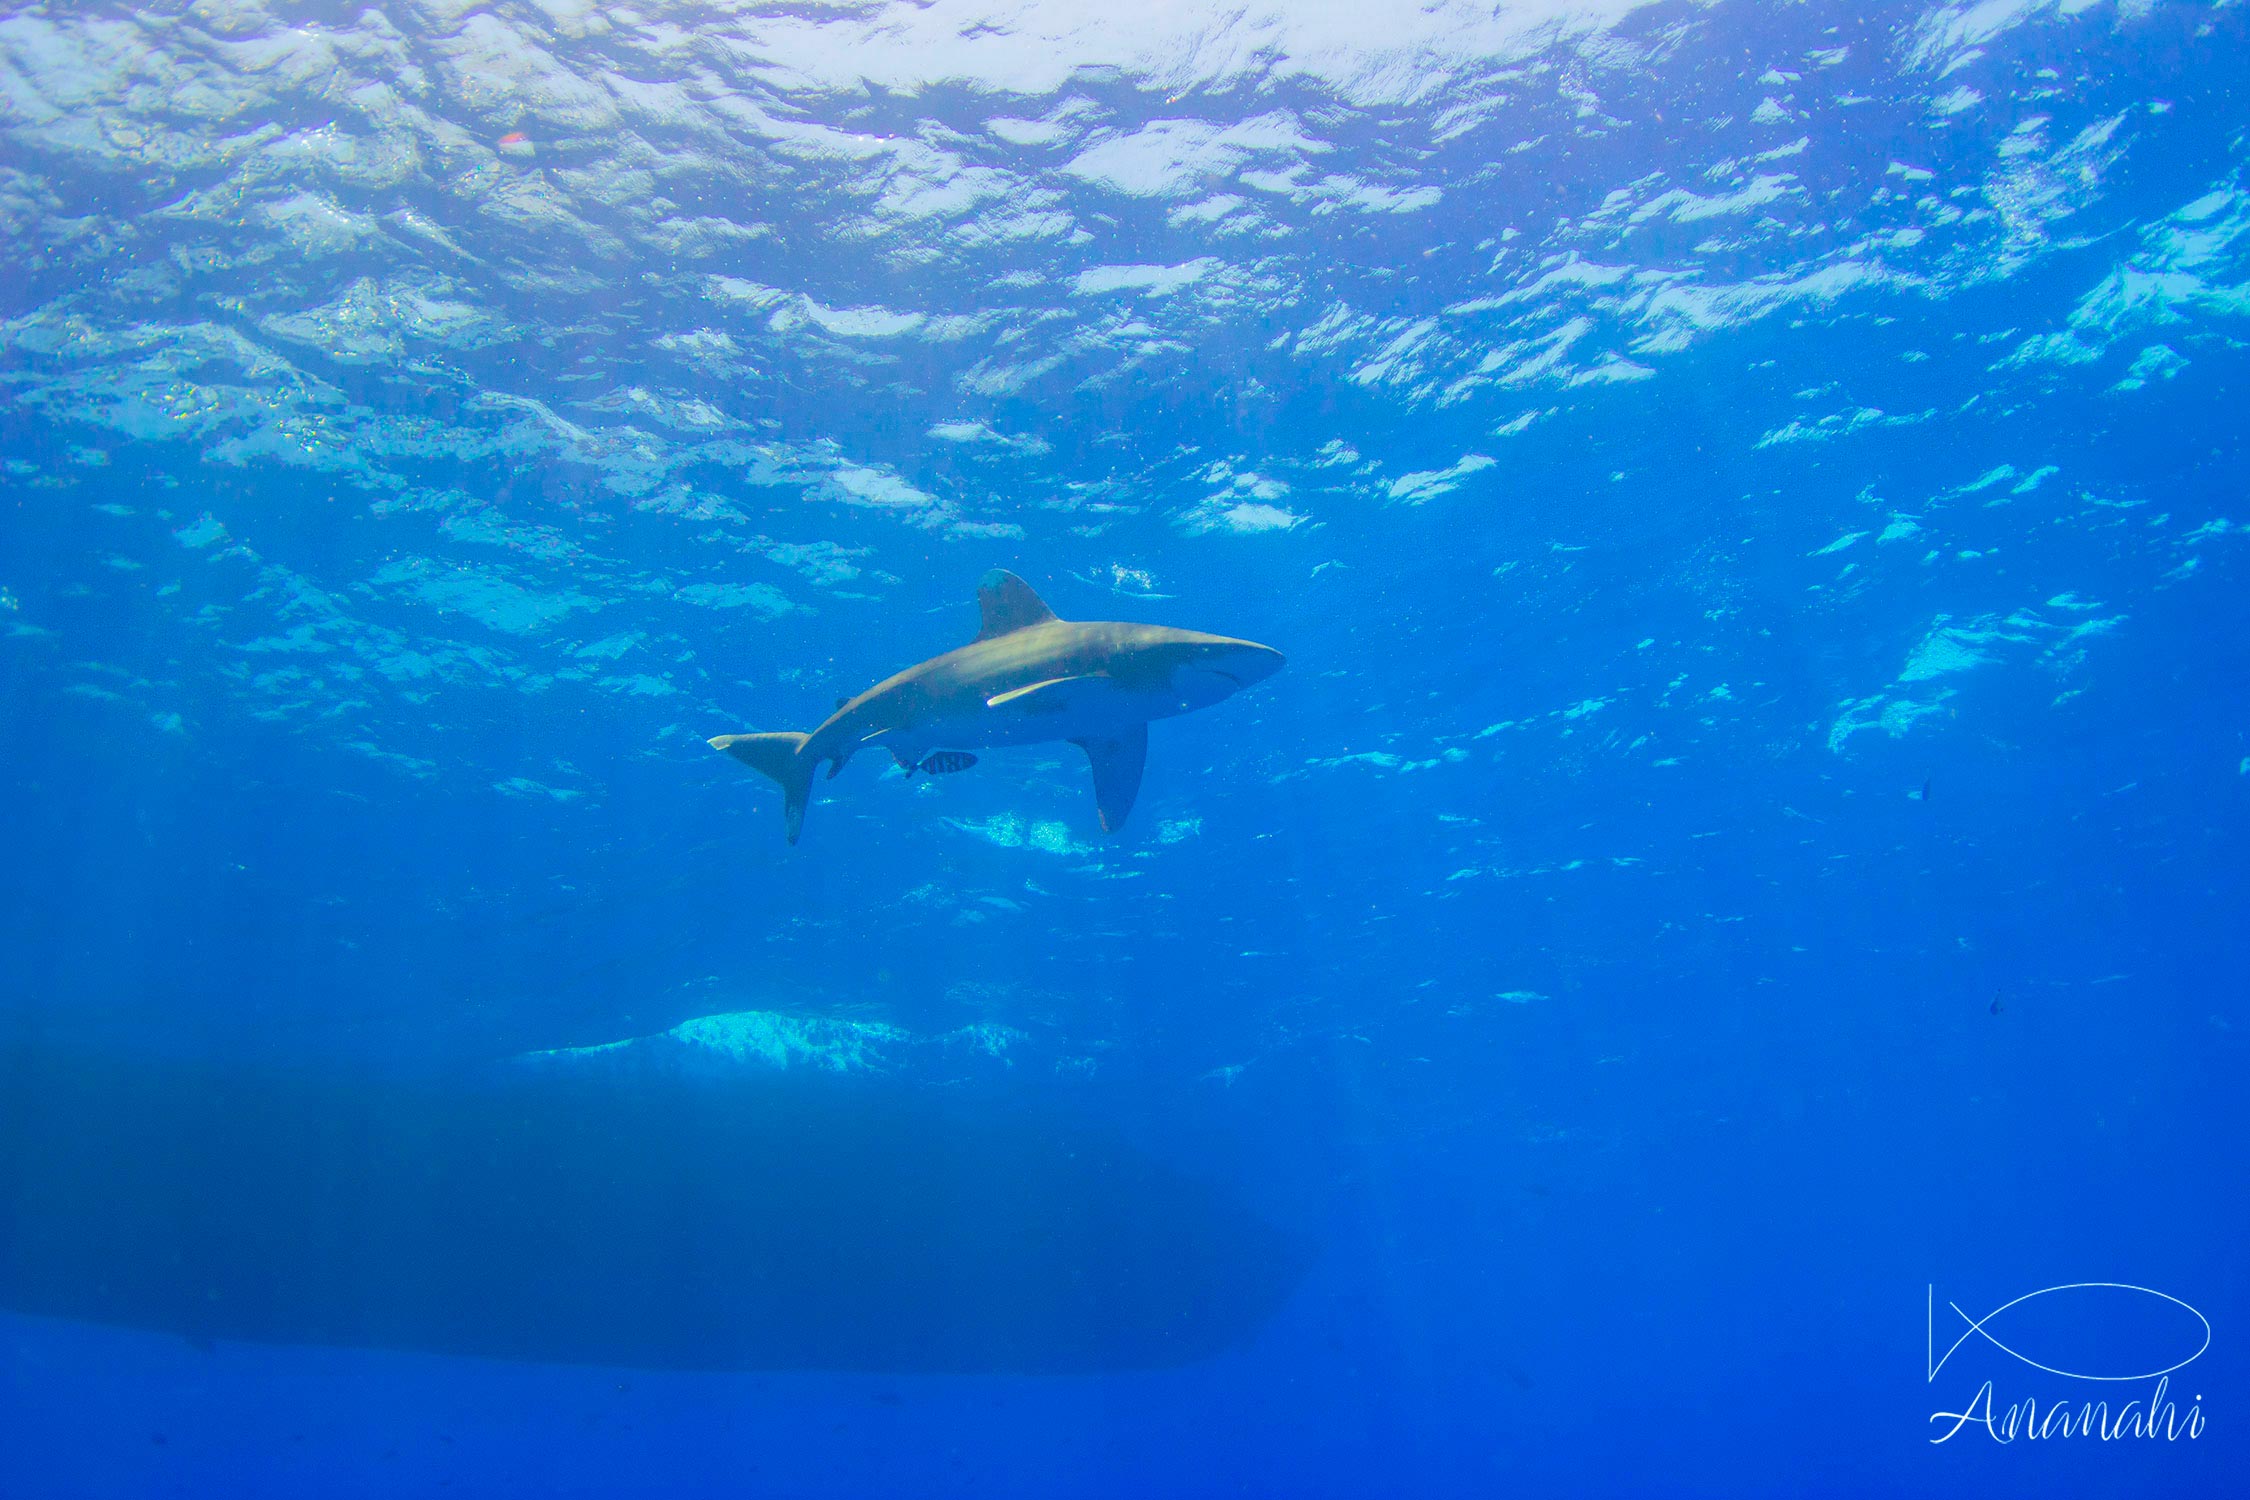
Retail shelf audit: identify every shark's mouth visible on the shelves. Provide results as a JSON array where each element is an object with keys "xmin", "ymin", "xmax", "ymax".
[{"xmin": 1171, "ymin": 667, "xmax": 1245, "ymax": 703}]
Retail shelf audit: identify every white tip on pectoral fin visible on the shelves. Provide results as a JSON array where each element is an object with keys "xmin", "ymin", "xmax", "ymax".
[
  {"xmin": 986, "ymin": 674, "xmax": 1114, "ymax": 713},
  {"xmin": 1072, "ymin": 724, "xmax": 1147, "ymax": 834}
]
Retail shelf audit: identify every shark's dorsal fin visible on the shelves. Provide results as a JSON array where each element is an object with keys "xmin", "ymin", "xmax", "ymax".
[
  {"xmin": 974, "ymin": 569, "xmax": 1059, "ymax": 642},
  {"xmin": 1073, "ymin": 725, "xmax": 1147, "ymax": 834}
]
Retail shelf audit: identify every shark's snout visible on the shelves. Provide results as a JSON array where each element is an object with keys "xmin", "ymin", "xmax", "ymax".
[
  {"xmin": 1222, "ymin": 642, "xmax": 1287, "ymax": 687},
  {"xmin": 1169, "ymin": 637, "xmax": 1285, "ymax": 710},
  {"xmin": 1198, "ymin": 638, "xmax": 1285, "ymax": 688}
]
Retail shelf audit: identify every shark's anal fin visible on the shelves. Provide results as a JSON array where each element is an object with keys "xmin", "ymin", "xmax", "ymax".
[
  {"xmin": 974, "ymin": 570, "xmax": 1059, "ymax": 642},
  {"xmin": 1073, "ymin": 725, "xmax": 1147, "ymax": 834},
  {"xmin": 985, "ymin": 674, "xmax": 1110, "ymax": 713}
]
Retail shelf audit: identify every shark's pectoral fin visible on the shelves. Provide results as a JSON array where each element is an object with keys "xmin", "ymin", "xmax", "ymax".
[
  {"xmin": 985, "ymin": 674, "xmax": 1112, "ymax": 713},
  {"xmin": 1073, "ymin": 725, "xmax": 1147, "ymax": 834}
]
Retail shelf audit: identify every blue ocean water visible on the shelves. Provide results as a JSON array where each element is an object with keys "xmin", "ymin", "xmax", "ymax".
[{"xmin": 2, "ymin": 0, "xmax": 2246, "ymax": 1494}]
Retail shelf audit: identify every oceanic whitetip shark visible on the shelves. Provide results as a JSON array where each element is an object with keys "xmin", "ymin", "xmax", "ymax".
[{"xmin": 710, "ymin": 570, "xmax": 1284, "ymax": 843}]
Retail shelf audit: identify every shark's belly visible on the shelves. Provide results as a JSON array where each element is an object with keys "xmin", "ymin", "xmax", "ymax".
[
  {"xmin": 917, "ymin": 690, "xmax": 1154, "ymax": 754},
  {"xmin": 916, "ymin": 711, "xmax": 1079, "ymax": 751}
]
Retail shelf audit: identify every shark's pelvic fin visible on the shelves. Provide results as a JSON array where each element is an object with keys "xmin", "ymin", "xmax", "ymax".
[
  {"xmin": 974, "ymin": 569, "xmax": 1059, "ymax": 642},
  {"xmin": 986, "ymin": 674, "xmax": 1112, "ymax": 713},
  {"xmin": 709, "ymin": 730, "xmax": 815, "ymax": 844},
  {"xmin": 1073, "ymin": 725, "xmax": 1147, "ymax": 834}
]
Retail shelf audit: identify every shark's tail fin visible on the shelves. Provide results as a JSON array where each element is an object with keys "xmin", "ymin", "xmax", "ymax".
[{"xmin": 708, "ymin": 731, "xmax": 815, "ymax": 844}]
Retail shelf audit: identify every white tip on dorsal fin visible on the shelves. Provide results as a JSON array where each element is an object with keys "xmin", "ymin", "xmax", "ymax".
[{"xmin": 974, "ymin": 569, "xmax": 1059, "ymax": 642}]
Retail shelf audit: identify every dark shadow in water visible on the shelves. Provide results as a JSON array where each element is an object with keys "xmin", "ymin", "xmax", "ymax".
[{"xmin": 0, "ymin": 1047, "xmax": 1306, "ymax": 1373}]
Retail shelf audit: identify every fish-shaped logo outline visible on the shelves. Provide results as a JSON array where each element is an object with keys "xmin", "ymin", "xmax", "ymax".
[{"xmin": 1928, "ymin": 1283, "xmax": 2211, "ymax": 1383}]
